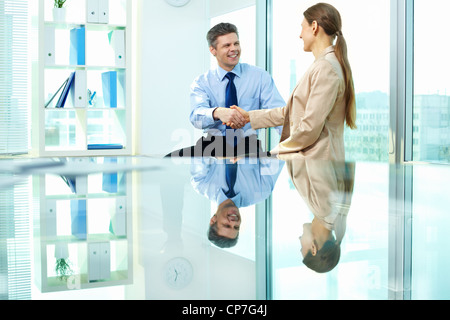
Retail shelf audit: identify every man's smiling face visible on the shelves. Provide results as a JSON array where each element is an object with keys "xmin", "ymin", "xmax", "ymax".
[{"xmin": 210, "ymin": 32, "xmax": 241, "ymax": 72}]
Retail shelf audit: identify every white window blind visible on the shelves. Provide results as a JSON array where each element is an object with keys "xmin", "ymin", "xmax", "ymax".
[
  {"xmin": 0, "ymin": 0, "xmax": 29, "ymax": 155},
  {"xmin": 0, "ymin": 175, "xmax": 31, "ymax": 300}
]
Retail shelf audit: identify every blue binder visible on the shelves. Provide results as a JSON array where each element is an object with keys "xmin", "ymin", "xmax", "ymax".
[
  {"xmin": 55, "ymin": 72, "xmax": 75, "ymax": 108},
  {"xmin": 87, "ymin": 144, "xmax": 123, "ymax": 150},
  {"xmin": 102, "ymin": 71, "xmax": 118, "ymax": 108},
  {"xmin": 70, "ymin": 199, "xmax": 87, "ymax": 240},
  {"xmin": 70, "ymin": 27, "xmax": 86, "ymax": 66},
  {"xmin": 102, "ymin": 157, "xmax": 118, "ymax": 193}
]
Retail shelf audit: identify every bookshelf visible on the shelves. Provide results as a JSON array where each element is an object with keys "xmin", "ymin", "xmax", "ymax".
[{"xmin": 32, "ymin": 0, "xmax": 132, "ymax": 157}]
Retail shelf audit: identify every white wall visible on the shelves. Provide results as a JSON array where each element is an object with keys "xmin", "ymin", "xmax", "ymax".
[
  {"xmin": 137, "ymin": 0, "xmax": 209, "ymax": 156},
  {"xmin": 135, "ymin": 1, "xmax": 258, "ymax": 300}
]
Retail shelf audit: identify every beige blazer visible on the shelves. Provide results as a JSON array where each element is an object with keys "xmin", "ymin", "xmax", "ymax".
[
  {"xmin": 280, "ymin": 154, "xmax": 355, "ymax": 240},
  {"xmin": 249, "ymin": 46, "xmax": 346, "ymax": 161}
]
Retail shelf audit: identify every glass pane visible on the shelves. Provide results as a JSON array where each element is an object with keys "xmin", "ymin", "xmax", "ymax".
[
  {"xmin": 271, "ymin": 161, "xmax": 390, "ymax": 299},
  {"xmin": 413, "ymin": 0, "xmax": 450, "ymax": 164},
  {"xmin": 412, "ymin": 165, "xmax": 450, "ymax": 299},
  {"xmin": 210, "ymin": 4, "xmax": 256, "ymax": 67},
  {"xmin": 271, "ymin": 0, "xmax": 390, "ymax": 162},
  {"xmin": 206, "ymin": 3, "xmax": 257, "ymax": 262},
  {"xmin": 271, "ymin": 0, "xmax": 391, "ymax": 299}
]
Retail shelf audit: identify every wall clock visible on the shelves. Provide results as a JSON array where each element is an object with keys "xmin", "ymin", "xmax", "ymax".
[
  {"xmin": 165, "ymin": 0, "xmax": 191, "ymax": 7},
  {"xmin": 164, "ymin": 257, "xmax": 194, "ymax": 289}
]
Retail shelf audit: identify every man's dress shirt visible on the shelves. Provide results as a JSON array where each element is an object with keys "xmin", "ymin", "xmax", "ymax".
[{"xmin": 190, "ymin": 63, "xmax": 285, "ymax": 137}]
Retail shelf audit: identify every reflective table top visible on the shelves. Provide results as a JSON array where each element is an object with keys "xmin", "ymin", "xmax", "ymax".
[{"xmin": 0, "ymin": 155, "xmax": 449, "ymax": 300}]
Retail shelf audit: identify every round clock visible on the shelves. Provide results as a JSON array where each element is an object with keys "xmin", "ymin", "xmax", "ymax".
[
  {"xmin": 164, "ymin": 257, "xmax": 194, "ymax": 289},
  {"xmin": 165, "ymin": 0, "xmax": 190, "ymax": 7}
]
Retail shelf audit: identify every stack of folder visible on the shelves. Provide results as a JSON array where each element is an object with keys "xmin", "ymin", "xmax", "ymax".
[{"xmin": 45, "ymin": 70, "xmax": 87, "ymax": 109}]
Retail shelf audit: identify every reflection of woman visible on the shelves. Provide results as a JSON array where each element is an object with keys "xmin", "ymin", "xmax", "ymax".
[
  {"xmin": 230, "ymin": 3, "xmax": 356, "ymax": 160},
  {"xmin": 280, "ymin": 154, "xmax": 355, "ymax": 273}
]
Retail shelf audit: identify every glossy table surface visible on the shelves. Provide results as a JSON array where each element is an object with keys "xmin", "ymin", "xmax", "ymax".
[{"xmin": 0, "ymin": 155, "xmax": 449, "ymax": 300}]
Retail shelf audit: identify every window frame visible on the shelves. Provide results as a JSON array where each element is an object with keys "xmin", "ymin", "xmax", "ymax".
[{"xmin": 262, "ymin": 0, "xmax": 429, "ymax": 301}]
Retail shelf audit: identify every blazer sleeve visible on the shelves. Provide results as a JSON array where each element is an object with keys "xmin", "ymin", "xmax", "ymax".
[
  {"xmin": 273, "ymin": 60, "xmax": 341, "ymax": 154},
  {"xmin": 248, "ymin": 106, "xmax": 287, "ymax": 130}
]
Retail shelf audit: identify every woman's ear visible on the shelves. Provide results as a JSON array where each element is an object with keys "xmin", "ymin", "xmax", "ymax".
[
  {"xmin": 311, "ymin": 20, "xmax": 319, "ymax": 36},
  {"xmin": 210, "ymin": 215, "xmax": 217, "ymax": 226},
  {"xmin": 311, "ymin": 240, "xmax": 318, "ymax": 256}
]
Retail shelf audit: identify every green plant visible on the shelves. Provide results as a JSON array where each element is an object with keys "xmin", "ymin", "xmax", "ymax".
[
  {"xmin": 54, "ymin": 0, "xmax": 67, "ymax": 8},
  {"xmin": 55, "ymin": 258, "xmax": 73, "ymax": 281}
]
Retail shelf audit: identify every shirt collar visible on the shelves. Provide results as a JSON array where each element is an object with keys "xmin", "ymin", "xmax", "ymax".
[
  {"xmin": 217, "ymin": 63, "xmax": 242, "ymax": 81},
  {"xmin": 217, "ymin": 189, "xmax": 242, "ymax": 207},
  {"xmin": 316, "ymin": 46, "xmax": 335, "ymax": 60}
]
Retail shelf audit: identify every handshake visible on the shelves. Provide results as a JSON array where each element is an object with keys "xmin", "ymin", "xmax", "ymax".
[{"xmin": 214, "ymin": 106, "xmax": 250, "ymax": 129}]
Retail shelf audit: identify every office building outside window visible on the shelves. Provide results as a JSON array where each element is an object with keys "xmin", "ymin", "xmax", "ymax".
[
  {"xmin": 271, "ymin": 0, "xmax": 390, "ymax": 163},
  {"xmin": 270, "ymin": 0, "xmax": 391, "ymax": 300},
  {"xmin": 413, "ymin": 0, "xmax": 450, "ymax": 164}
]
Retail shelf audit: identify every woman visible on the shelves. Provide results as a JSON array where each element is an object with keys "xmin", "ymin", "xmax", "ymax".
[{"xmin": 230, "ymin": 2, "xmax": 357, "ymax": 161}]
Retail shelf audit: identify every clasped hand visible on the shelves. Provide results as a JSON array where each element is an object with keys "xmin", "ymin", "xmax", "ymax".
[{"xmin": 214, "ymin": 106, "xmax": 250, "ymax": 129}]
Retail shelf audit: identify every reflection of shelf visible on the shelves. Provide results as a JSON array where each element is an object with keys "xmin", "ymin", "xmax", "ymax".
[
  {"xmin": 45, "ymin": 192, "xmax": 127, "ymax": 201},
  {"xmin": 45, "ymin": 106, "xmax": 127, "ymax": 111},
  {"xmin": 33, "ymin": 163, "xmax": 132, "ymax": 293},
  {"xmin": 44, "ymin": 64, "xmax": 126, "ymax": 70},
  {"xmin": 44, "ymin": 234, "xmax": 127, "ymax": 243},
  {"xmin": 44, "ymin": 21, "xmax": 126, "ymax": 31},
  {"xmin": 46, "ymin": 270, "xmax": 129, "ymax": 288}
]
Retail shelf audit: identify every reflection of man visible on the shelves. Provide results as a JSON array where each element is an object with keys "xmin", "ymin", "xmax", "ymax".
[
  {"xmin": 191, "ymin": 157, "xmax": 283, "ymax": 248},
  {"xmin": 170, "ymin": 22, "xmax": 284, "ymax": 158},
  {"xmin": 209, "ymin": 199, "xmax": 241, "ymax": 248},
  {"xmin": 280, "ymin": 154, "xmax": 355, "ymax": 273}
]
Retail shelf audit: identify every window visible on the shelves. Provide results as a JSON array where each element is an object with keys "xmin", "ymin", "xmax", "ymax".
[
  {"xmin": 209, "ymin": 1, "xmax": 258, "ymax": 262},
  {"xmin": 210, "ymin": 2, "xmax": 256, "ymax": 67},
  {"xmin": 413, "ymin": 0, "xmax": 450, "ymax": 164},
  {"xmin": 270, "ymin": 0, "xmax": 391, "ymax": 299},
  {"xmin": 0, "ymin": 0, "xmax": 30, "ymax": 155},
  {"xmin": 271, "ymin": 0, "xmax": 390, "ymax": 162}
]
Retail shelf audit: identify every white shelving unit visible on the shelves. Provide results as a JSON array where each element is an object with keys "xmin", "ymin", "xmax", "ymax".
[
  {"xmin": 30, "ymin": 0, "xmax": 134, "ymax": 294},
  {"xmin": 32, "ymin": 0, "xmax": 132, "ymax": 157}
]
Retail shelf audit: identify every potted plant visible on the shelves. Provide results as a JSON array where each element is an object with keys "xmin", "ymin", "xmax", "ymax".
[
  {"xmin": 53, "ymin": 0, "xmax": 67, "ymax": 23},
  {"xmin": 54, "ymin": 242, "xmax": 73, "ymax": 282}
]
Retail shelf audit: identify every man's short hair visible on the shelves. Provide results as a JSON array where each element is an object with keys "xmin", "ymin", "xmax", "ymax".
[{"xmin": 207, "ymin": 22, "xmax": 239, "ymax": 48}]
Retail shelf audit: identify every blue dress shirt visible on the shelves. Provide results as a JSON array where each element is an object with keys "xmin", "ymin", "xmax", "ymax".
[
  {"xmin": 190, "ymin": 63, "xmax": 285, "ymax": 137},
  {"xmin": 190, "ymin": 157, "xmax": 284, "ymax": 208}
]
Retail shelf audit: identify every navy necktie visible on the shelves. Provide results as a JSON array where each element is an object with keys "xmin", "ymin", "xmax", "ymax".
[
  {"xmin": 225, "ymin": 72, "xmax": 238, "ymax": 147},
  {"xmin": 224, "ymin": 161, "xmax": 238, "ymax": 199},
  {"xmin": 225, "ymin": 72, "xmax": 238, "ymax": 109}
]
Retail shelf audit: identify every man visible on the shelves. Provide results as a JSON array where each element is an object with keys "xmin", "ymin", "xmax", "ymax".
[
  {"xmin": 208, "ymin": 199, "xmax": 241, "ymax": 248},
  {"xmin": 169, "ymin": 22, "xmax": 285, "ymax": 158},
  {"xmin": 190, "ymin": 156, "xmax": 284, "ymax": 248}
]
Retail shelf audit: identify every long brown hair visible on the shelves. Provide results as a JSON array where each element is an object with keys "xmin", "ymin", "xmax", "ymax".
[{"xmin": 304, "ymin": 3, "xmax": 357, "ymax": 130}]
